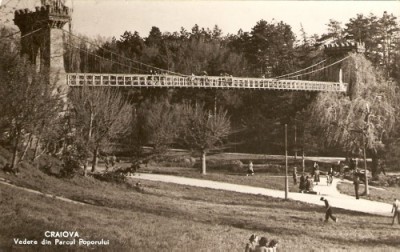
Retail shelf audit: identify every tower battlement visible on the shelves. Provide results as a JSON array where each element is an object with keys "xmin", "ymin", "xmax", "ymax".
[
  {"xmin": 324, "ymin": 42, "xmax": 365, "ymax": 56},
  {"xmin": 14, "ymin": 1, "xmax": 71, "ymax": 31},
  {"xmin": 14, "ymin": 0, "xmax": 71, "ymax": 94}
]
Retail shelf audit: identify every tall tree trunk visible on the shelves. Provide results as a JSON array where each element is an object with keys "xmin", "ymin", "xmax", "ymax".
[
  {"xmin": 11, "ymin": 132, "xmax": 20, "ymax": 169},
  {"xmin": 83, "ymin": 162, "xmax": 88, "ymax": 176},
  {"xmin": 33, "ymin": 135, "xmax": 41, "ymax": 160},
  {"xmin": 85, "ymin": 110, "xmax": 94, "ymax": 175},
  {"xmin": 371, "ymin": 151, "xmax": 380, "ymax": 178},
  {"xmin": 91, "ymin": 146, "xmax": 99, "ymax": 172},
  {"xmin": 201, "ymin": 150, "xmax": 206, "ymax": 175},
  {"xmin": 20, "ymin": 134, "xmax": 33, "ymax": 162}
]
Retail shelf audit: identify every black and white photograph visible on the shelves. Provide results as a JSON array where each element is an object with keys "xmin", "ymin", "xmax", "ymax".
[{"xmin": 1, "ymin": 0, "xmax": 400, "ymax": 250}]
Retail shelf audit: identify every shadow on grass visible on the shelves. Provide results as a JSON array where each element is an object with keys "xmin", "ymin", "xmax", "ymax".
[{"xmin": 322, "ymin": 235, "xmax": 400, "ymax": 247}]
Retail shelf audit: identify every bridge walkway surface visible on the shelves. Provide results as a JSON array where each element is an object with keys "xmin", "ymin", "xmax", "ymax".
[{"xmin": 132, "ymin": 173, "xmax": 392, "ymax": 217}]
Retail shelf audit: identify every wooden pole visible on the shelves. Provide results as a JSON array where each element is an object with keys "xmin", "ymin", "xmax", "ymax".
[{"xmin": 285, "ymin": 124, "xmax": 288, "ymax": 200}]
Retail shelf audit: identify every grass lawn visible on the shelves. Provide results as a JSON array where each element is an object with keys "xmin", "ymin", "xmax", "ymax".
[{"xmin": 1, "ymin": 158, "xmax": 400, "ymax": 251}]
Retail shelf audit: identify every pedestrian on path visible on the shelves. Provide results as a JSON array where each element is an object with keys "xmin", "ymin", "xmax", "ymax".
[
  {"xmin": 247, "ymin": 161, "xmax": 254, "ymax": 176},
  {"xmin": 312, "ymin": 162, "xmax": 318, "ymax": 176},
  {"xmin": 314, "ymin": 167, "xmax": 320, "ymax": 185},
  {"xmin": 392, "ymin": 198, "xmax": 400, "ymax": 225},
  {"xmin": 353, "ymin": 174, "xmax": 360, "ymax": 200},
  {"xmin": 320, "ymin": 197, "xmax": 338, "ymax": 223}
]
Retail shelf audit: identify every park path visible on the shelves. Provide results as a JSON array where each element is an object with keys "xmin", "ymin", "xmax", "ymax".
[{"xmin": 133, "ymin": 173, "xmax": 393, "ymax": 217}]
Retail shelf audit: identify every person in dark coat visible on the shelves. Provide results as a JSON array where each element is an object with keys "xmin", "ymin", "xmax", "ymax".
[
  {"xmin": 320, "ymin": 197, "xmax": 338, "ymax": 222},
  {"xmin": 327, "ymin": 166, "xmax": 334, "ymax": 185},
  {"xmin": 299, "ymin": 173, "xmax": 306, "ymax": 192},
  {"xmin": 353, "ymin": 174, "xmax": 360, "ymax": 199},
  {"xmin": 392, "ymin": 199, "xmax": 400, "ymax": 225}
]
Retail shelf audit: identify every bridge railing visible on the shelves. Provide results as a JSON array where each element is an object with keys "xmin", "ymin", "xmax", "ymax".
[{"xmin": 66, "ymin": 73, "xmax": 347, "ymax": 92}]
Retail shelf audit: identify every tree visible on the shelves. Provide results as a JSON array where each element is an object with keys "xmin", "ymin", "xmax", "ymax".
[
  {"xmin": 179, "ymin": 104, "xmax": 230, "ymax": 174},
  {"xmin": 343, "ymin": 11, "xmax": 400, "ymax": 75},
  {"xmin": 146, "ymin": 26, "xmax": 162, "ymax": 47},
  {"xmin": 69, "ymin": 87, "xmax": 133, "ymax": 173},
  {"xmin": 0, "ymin": 53, "xmax": 63, "ymax": 168},
  {"xmin": 310, "ymin": 54, "xmax": 396, "ymax": 182},
  {"xmin": 248, "ymin": 20, "xmax": 296, "ymax": 76},
  {"xmin": 137, "ymin": 98, "xmax": 181, "ymax": 155},
  {"xmin": 326, "ymin": 19, "xmax": 345, "ymax": 42}
]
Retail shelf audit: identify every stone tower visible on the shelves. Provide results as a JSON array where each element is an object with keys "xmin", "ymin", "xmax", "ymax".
[
  {"xmin": 324, "ymin": 42, "xmax": 365, "ymax": 92},
  {"xmin": 14, "ymin": 0, "xmax": 71, "ymax": 93}
]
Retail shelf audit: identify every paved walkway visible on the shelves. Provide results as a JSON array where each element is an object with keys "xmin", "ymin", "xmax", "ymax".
[{"xmin": 132, "ymin": 173, "xmax": 393, "ymax": 217}]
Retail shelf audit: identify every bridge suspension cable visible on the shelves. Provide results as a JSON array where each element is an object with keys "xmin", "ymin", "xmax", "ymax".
[
  {"xmin": 284, "ymin": 55, "xmax": 351, "ymax": 79},
  {"xmin": 0, "ymin": 28, "xmax": 42, "ymax": 42},
  {"xmin": 64, "ymin": 40, "xmax": 145, "ymax": 73},
  {"xmin": 275, "ymin": 58, "xmax": 329, "ymax": 79},
  {"xmin": 62, "ymin": 29, "xmax": 189, "ymax": 77}
]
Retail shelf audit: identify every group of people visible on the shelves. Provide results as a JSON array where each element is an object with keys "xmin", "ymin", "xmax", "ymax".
[
  {"xmin": 245, "ymin": 234, "xmax": 278, "ymax": 252},
  {"xmin": 294, "ymin": 162, "xmax": 337, "ymax": 193},
  {"xmin": 298, "ymin": 173, "xmax": 317, "ymax": 194},
  {"xmin": 294, "ymin": 162, "xmax": 321, "ymax": 194}
]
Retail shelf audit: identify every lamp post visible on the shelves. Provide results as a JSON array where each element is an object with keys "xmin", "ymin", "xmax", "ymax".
[
  {"xmin": 294, "ymin": 123, "xmax": 297, "ymax": 160},
  {"xmin": 350, "ymin": 129, "xmax": 370, "ymax": 196},
  {"xmin": 285, "ymin": 124, "xmax": 288, "ymax": 200}
]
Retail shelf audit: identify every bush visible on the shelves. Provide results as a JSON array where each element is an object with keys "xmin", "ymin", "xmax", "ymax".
[
  {"xmin": 200, "ymin": 159, "xmax": 243, "ymax": 172},
  {"xmin": 370, "ymin": 174, "xmax": 400, "ymax": 187},
  {"xmin": 34, "ymin": 155, "xmax": 63, "ymax": 177},
  {"xmin": 60, "ymin": 158, "xmax": 81, "ymax": 178},
  {"xmin": 229, "ymin": 160, "xmax": 244, "ymax": 172},
  {"xmin": 92, "ymin": 171, "xmax": 127, "ymax": 183},
  {"xmin": 146, "ymin": 155, "xmax": 197, "ymax": 168}
]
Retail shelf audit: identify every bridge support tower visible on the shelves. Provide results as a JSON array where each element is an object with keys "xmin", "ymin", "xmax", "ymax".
[
  {"xmin": 14, "ymin": 0, "xmax": 71, "ymax": 94},
  {"xmin": 324, "ymin": 42, "xmax": 365, "ymax": 95}
]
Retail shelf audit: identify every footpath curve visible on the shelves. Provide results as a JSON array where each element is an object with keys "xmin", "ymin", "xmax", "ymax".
[{"xmin": 133, "ymin": 173, "xmax": 392, "ymax": 217}]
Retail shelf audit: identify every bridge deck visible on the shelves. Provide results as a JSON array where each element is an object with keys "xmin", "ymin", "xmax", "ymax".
[{"xmin": 66, "ymin": 73, "xmax": 347, "ymax": 92}]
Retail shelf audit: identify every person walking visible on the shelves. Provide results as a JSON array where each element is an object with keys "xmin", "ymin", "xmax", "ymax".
[
  {"xmin": 320, "ymin": 197, "xmax": 338, "ymax": 223},
  {"xmin": 314, "ymin": 167, "xmax": 320, "ymax": 185},
  {"xmin": 392, "ymin": 198, "xmax": 400, "ymax": 225},
  {"xmin": 292, "ymin": 167, "xmax": 298, "ymax": 185},
  {"xmin": 353, "ymin": 174, "xmax": 360, "ymax": 200},
  {"xmin": 327, "ymin": 166, "xmax": 334, "ymax": 185},
  {"xmin": 247, "ymin": 161, "xmax": 254, "ymax": 176}
]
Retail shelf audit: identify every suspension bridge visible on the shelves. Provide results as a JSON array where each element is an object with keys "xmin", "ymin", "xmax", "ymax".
[{"xmin": 6, "ymin": 0, "xmax": 365, "ymax": 93}]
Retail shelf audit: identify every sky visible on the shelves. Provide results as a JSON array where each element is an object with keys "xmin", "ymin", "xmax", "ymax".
[{"xmin": 1, "ymin": 0, "xmax": 400, "ymax": 40}]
